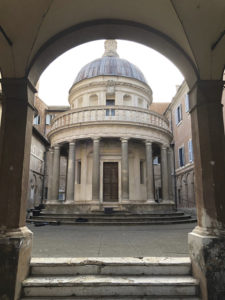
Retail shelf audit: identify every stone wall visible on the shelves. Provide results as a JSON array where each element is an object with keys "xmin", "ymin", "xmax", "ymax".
[
  {"xmin": 165, "ymin": 81, "xmax": 195, "ymax": 211},
  {"xmin": 27, "ymin": 134, "xmax": 47, "ymax": 209}
]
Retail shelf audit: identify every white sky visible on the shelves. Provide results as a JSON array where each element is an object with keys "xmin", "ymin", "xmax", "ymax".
[{"xmin": 38, "ymin": 40, "xmax": 184, "ymax": 106}]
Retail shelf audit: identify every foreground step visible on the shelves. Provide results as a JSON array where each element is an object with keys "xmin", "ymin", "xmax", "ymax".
[
  {"xmin": 30, "ymin": 257, "xmax": 191, "ymax": 276},
  {"xmin": 22, "ymin": 275, "xmax": 199, "ymax": 297},
  {"xmin": 21, "ymin": 296, "xmax": 200, "ymax": 300},
  {"xmin": 28, "ymin": 211, "xmax": 197, "ymax": 225}
]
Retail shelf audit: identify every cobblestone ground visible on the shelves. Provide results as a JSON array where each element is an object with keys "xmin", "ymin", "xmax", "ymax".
[{"xmin": 28, "ymin": 223, "xmax": 196, "ymax": 257}]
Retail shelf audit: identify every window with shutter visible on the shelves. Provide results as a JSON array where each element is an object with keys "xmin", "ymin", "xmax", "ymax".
[
  {"xmin": 175, "ymin": 104, "xmax": 182, "ymax": 125},
  {"xmin": 188, "ymin": 139, "xmax": 193, "ymax": 162},
  {"xmin": 185, "ymin": 94, "xmax": 190, "ymax": 112},
  {"xmin": 178, "ymin": 146, "xmax": 185, "ymax": 167}
]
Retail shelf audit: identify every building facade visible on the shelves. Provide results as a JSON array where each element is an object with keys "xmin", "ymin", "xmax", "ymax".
[
  {"xmin": 165, "ymin": 81, "xmax": 195, "ymax": 213},
  {"xmin": 45, "ymin": 40, "xmax": 174, "ymax": 214}
]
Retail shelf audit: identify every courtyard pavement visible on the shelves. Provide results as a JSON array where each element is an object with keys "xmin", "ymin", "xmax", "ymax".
[{"xmin": 28, "ymin": 222, "xmax": 196, "ymax": 257}]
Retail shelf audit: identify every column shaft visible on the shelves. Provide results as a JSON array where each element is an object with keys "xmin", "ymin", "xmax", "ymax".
[
  {"xmin": 47, "ymin": 148, "xmax": 54, "ymax": 201},
  {"xmin": 161, "ymin": 145, "xmax": 169, "ymax": 201},
  {"xmin": 145, "ymin": 141, "xmax": 154, "ymax": 201},
  {"xmin": 188, "ymin": 80, "xmax": 225, "ymax": 299},
  {"xmin": 92, "ymin": 138, "xmax": 100, "ymax": 201},
  {"xmin": 0, "ymin": 78, "xmax": 34, "ymax": 228},
  {"xmin": 66, "ymin": 141, "xmax": 76, "ymax": 201},
  {"xmin": 52, "ymin": 146, "xmax": 60, "ymax": 200},
  {"xmin": 121, "ymin": 138, "xmax": 129, "ymax": 200},
  {"xmin": 167, "ymin": 147, "xmax": 174, "ymax": 201}
]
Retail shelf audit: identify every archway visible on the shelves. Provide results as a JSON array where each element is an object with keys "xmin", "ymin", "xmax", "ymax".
[
  {"xmin": 27, "ymin": 19, "xmax": 198, "ymax": 89},
  {"xmin": 0, "ymin": 18, "xmax": 225, "ymax": 300}
]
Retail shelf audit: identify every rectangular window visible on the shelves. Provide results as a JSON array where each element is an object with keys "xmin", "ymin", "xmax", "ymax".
[
  {"xmin": 77, "ymin": 161, "xmax": 81, "ymax": 184},
  {"xmin": 45, "ymin": 114, "xmax": 54, "ymax": 125},
  {"xmin": 106, "ymin": 108, "xmax": 115, "ymax": 116},
  {"xmin": 140, "ymin": 160, "xmax": 144, "ymax": 184},
  {"xmin": 175, "ymin": 104, "xmax": 182, "ymax": 125},
  {"xmin": 153, "ymin": 156, "xmax": 159, "ymax": 165},
  {"xmin": 185, "ymin": 94, "xmax": 190, "ymax": 112},
  {"xmin": 178, "ymin": 146, "xmax": 185, "ymax": 167},
  {"xmin": 106, "ymin": 99, "xmax": 115, "ymax": 106},
  {"xmin": 33, "ymin": 115, "xmax": 40, "ymax": 125},
  {"xmin": 188, "ymin": 139, "xmax": 194, "ymax": 162}
]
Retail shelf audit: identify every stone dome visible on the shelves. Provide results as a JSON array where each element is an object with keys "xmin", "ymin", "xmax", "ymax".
[{"xmin": 74, "ymin": 40, "xmax": 148, "ymax": 85}]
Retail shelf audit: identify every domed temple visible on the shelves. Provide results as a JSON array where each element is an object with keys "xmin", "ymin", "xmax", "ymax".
[{"xmin": 45, "ymin": 40, "xmax": 175, "ymax": 214}]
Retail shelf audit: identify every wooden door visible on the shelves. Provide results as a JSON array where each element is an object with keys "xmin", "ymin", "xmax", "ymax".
[{"xmin": 103, "ymin": 162, "xmax": 118, "ymax": 202}]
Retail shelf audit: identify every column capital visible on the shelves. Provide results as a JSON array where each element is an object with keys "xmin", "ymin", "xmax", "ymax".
[
  {"xmin": 145, "ymin": 140, "xmax": 153, "ymax": 146},
  {"xmin": 54, "ymin": 145, "xmax": 60, "ymax": 150},
  {"xmin": 120, "ymin": 137, "xmax": 129, "ymax": 143},
  {"xmin": 92, "ymin": 137, "xmax": 101, "ymax": 142},
  {"xmin": 189, "ymin": 80, "xmax": 224, "ymax": 112},
  {"xmin": 161, "ymin": 144, "xmax": 168, "ymax": 150},
  {"xmin": 68, "ymin": 140, "xmax": 76, "ymax": 146}
]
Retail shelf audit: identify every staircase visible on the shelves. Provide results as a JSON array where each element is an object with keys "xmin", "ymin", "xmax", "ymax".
[
  {"xmin": 27, "ymin": 211, "xmax": 197, "ymax": 225},
  {"xmin": 21, "ymin": 257, "xmax": 200, "ymax": 299}
]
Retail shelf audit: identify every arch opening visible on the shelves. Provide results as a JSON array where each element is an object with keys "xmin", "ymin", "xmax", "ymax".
[{"xmin": 27, "ymin": 19, "xmax": 199, "ymax": 89}]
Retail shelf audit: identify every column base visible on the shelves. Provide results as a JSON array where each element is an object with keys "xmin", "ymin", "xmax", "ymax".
[
  {"xmin": 146, "ymin": 199, "xmax": 156, "ymax": 203},
  {"xmin": 188, "ymin": 226, "xmax": 225, "ymax": 300},
  {"xmin": 0, "ymin": 226, "xmax": 33, "ymax": 300}
]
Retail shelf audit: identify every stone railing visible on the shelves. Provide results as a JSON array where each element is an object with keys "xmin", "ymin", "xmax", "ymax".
[{"xmin": 49, "ymin": 106, "xmax": 171, "ymax": 133}]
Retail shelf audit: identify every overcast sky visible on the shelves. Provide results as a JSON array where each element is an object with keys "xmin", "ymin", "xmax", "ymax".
[{"xmin": 38, "ymin": 40, "xmax": 184, "ymax": 106}]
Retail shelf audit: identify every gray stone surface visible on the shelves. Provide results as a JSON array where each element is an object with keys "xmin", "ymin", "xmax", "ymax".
[{"xmin": 28, "ymin": 223, "xmax": 196, "ymax": 257}]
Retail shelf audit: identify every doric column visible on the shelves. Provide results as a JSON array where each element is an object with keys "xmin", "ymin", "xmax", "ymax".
[
  {"xmin": 47, "ymin": 148, "xmax": 54, "ymax": 201},
  {"xmin": 66, "ymin": 141, "xmax": 76, "ymax": 201},
  {"xmin": 167, "ymin": 147, "xmax": 174, "ymax": 201},
  {"xmin": 52, "ymin": 145, "xmax": 60, "ymax": 200},
  {"xmin": 0, "ymin": 78, "xmax": 33, "ymax": 299},
  {"xmin": 121, "ymin": 137, "xmax": 129, "ymax": 200},
  {"xmin": 161, "ymin": 145, "xmax": 169, "ymax": 201},
  {"xmin": 188, "ymin": 80, "xmax": 225, "ymax": 299},
  {"xmin": 145, "ymin": 140, "xmax": 154, "ymax": 201},
  {"xmin": 92, "ymin": 137, "xmax": 100, "ymax": 201}
]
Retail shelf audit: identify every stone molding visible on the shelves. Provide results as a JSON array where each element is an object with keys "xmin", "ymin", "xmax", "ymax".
[{"xmin": 69, "ymin": 78, "xmax": 152, "ymax": 100}]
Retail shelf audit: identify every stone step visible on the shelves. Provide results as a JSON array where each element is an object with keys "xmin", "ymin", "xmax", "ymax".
[
  {"xmin": 21, "ymin": 296, "xmax": 201, "ymax": 300},
  {"xmin": 22, "ymin": 275, "xmax": 199, "ymax": 297},
  {"xmin": 40, "ymin": 211, "xmax": 186, "ymax": 217},
  {"xmin": 35, "ymin": 215, "xmax": 192, "ymax": 221},
  {"xmin": 30, "ymin": 257, "xmax": 191, "ymax": 276},
  {"xmin": 27, "ymin": 218, "xmax": 197, "ymax": 225}
]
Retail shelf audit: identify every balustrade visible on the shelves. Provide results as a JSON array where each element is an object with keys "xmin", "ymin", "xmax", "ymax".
[{"xmin": 50, "ymin": 106, "xmax": 171, "ymax": 133}]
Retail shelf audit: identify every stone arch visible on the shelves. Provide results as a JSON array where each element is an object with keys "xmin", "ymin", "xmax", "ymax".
[{"xmin": 27, "ymin": 19, "xmax": 199, "ymax": 89}]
